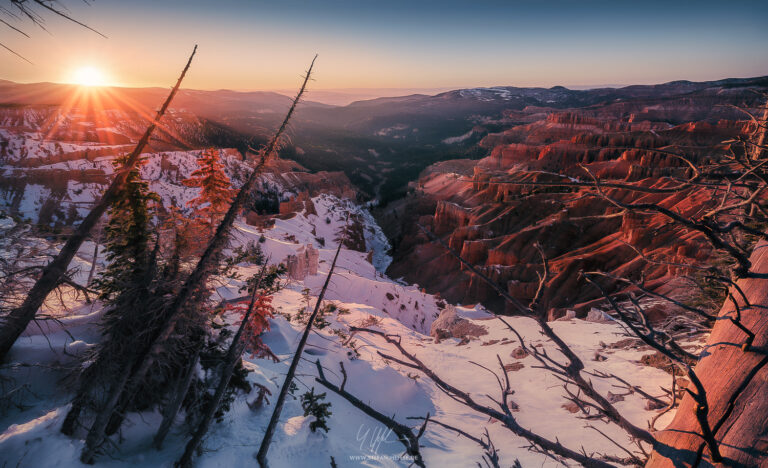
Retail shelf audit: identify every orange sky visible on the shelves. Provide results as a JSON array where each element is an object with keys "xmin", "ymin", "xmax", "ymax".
[{"xmin": 2, "ymin": 0, "xmax": 767, "ymax": 94}]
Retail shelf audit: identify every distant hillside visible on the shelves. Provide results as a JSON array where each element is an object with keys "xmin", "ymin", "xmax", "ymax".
[{"xmin": 2, "ymin": 76, "xmax": 767, "ymax": 204}]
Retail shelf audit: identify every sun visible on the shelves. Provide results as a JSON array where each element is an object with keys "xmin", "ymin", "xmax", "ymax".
[{"xmin": 70, "ymin": 66, "xmax": 108, "ymax": 87}]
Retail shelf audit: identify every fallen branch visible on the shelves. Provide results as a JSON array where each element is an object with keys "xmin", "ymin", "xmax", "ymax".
[
  {"xmin": 350, "ymin": 326, "xmax": 615, "ymax": 468},
  {"xmin": 314, "ymin": 360, "xmax": 427, "ymax": 467}
]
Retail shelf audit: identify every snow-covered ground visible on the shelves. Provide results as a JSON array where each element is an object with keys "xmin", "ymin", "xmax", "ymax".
[{"xmin": 0, "ymin": 195, "xmax": 676, "ymax": 467}]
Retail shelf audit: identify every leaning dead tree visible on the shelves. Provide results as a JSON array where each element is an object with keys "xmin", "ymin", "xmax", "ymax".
[
  {"xmin": 74, "ymin": 55, "xmax": 316, "ymax": 464},
  {"xmin": 402, "ymin": 97, "xmax": 768, "ymax": 466},
  {"xmin": 256, "ymin": 222, "xmax": 344, "ymax": 467},
  {"xmin": 646, "ymin": 241, "xmax": 768, "ymax": 467},
  {"xmin": 177, "ymin": 262, "xmax": 269, "ymax": 467},
  {"xmin": 0, "ymin": 45, "xmax": 197, "ymax": 362}
]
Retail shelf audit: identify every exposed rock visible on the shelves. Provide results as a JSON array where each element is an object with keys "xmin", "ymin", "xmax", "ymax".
[
  {"xmin": 279, "ymin": 191, "xmax": 316, "ymax": 216},
  {"xmin": 562, "ymin": 402, "xmax": 580, "ymax": 414},
  {"xmin": 645, "ymin": 399, "xmax": 666, "ymax": 411},
  {"xmin": 429, "ymin": 305, "xmax": 488, "ymax": 343},
  {"xmin": 285, "ymin": 244, "xmax": 319, "ymax": 280},
  {"xmin": 584, "ymin": 308, "xmax": 613, "ymax": 323},
  {"xmin": 556, "ymin": 310, "xmax": 577, "ymax": 321},
  {"xmin": 510, "ymin": 346, "xmax": 528, "ymax": 359},
  {"xmin": 504, "ymin": 362, "xmax": 525, "ymax": 372}
]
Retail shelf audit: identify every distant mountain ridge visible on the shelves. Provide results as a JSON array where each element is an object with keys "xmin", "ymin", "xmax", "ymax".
[{"xmin": 2, "ymin": 75, "xmax": 768, "ymax": 206}]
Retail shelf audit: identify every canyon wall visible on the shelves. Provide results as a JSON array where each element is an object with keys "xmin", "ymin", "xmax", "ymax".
[{"xmin": 384, "ymin": 85, "xmax": 766, "ymax": 320}]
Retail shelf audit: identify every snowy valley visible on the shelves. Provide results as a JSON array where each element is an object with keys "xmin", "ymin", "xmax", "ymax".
[
  {"xmin": 1, "ymin": 181, "xmax": 678, "ymax": 467},
  {"xmin": 1, "ymin": 74, "xmax": 765, "ymax": 468}
]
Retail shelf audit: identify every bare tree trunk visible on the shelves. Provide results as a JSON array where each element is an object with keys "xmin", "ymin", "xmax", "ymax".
[
  {"xmin": 81, "ymin": 361, "xmax": 135, "ymax": 463},
  {"xmin": 61, "ymin": 389, "xmax": 88, "ymax": 436},
  {"xmin": 647, "ymin": 240, "xmax": 768, "ymax": 467},
  {"xmin": 77, "ymin": 56, "xmax": 316, "ymax": 463},
  {"xmin": 86, "ymin": 222, "xmax": 103, "ymax": 286},
  {"xmin": 176, "ymin": 264, "xmax": 268, "ymax": 467},
  {"xmin": 0, "ymin": 46, "xmax": 198, "ymax": 362},
  {"xmin": 256, "ymin": 233, "xmax": 344, "ymax": 468},
  {"xmin": 751, "ymin": 99, "xmax": 768, "ymax": 161},
  {"xmin": 153, "ymin": 344, "xmax": 201, "ymax": 450}
]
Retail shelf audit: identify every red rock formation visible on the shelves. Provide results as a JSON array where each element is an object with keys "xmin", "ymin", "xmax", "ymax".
[
  {"xmin": 285, "ymin": 244, "xmax": 320, "ymax": 280},
  {"xmin": 386, "ymin": 110, "xmax": 744, "ymax": 320},
  {"xmin": 279, "ymin": 191, "xmax": 317, "ymax": 216}
]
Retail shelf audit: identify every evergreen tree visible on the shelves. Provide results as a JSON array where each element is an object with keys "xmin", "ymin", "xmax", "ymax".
[
  {"xmin": 159, "ymin": 204, "xmax": 200, "ymax": 280},
  {"xmin": 183, "ymin": 148, "xmax": 236, "ymax": 238},
  {"xmin": 63, "ymin": 156, "xmax": 164, "ymax": 435},
  {"xmin": 93, "ymin": 158, "xmax": 158, "ymax": 302}
]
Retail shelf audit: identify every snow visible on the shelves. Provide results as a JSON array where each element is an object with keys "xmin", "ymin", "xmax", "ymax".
[
  {"xmin": 441, "ymin": 129, "xmax": 475, "ymax": 144},
  {"xmin": 0, "ymin": 191, "xmax": 678, "ymax": 468},
  {"xmin": 375, "ymin": 124, "xmax": 409, "ymax": 138}
]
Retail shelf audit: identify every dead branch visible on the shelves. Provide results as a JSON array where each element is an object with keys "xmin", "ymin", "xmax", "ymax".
[
  {"xmin": 76, "ymin": 56, "xmax": 316, "ymax": 465},
  {"xmin": 417, "ymin": 223, "xmax": 653, "ymax": 444},
  {"xmin": 314, "ymin": 360, "xmax": 427, "ymax": 468},
  {"xmin": 350, "ymin": 326, "xmax": 615, "ymax": 468},
  {"xmin": 582, "ymin": 274, "xmax": 722, "ymax": 462},
  {"xmin": 177, "ymin": 263, "xmax": 269, "ymax": 467}
]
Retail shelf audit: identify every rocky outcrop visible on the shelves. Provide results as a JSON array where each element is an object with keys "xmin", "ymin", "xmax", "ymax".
[
  {"xmin": 430, "ymin": 305, "xmax": 488, "ymax": 343},
  {"xmin": 285, "ymin": 244, "xmax": 319, "ymax": 280},
  {"xmin": 386, "ymin": 102, "xmax": 750, "ymax": 320},
  {"xmin": 279, "ymin": 191, "xmax": 317, "ymax": 216}
]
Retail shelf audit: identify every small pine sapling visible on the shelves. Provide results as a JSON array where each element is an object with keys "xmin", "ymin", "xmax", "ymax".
[
  {"xmin": 182, "ymin": 148, "xmax": 237, "ymax": 239},
  {"xmin": 301, "ymin": 387, "xmax": 332, "ymax": 433},
  {"xmin": 225, "ymin": 294, "xmax": 276, "ymax": 360}
]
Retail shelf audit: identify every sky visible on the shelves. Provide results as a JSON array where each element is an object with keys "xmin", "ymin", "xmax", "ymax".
[{"xmin": 1, "ymin": 0, "xmax": 767, "ymax": 97}]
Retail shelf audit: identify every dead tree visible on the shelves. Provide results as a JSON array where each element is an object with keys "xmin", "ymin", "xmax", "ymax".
[
  {"xmin": 176, "ymin": 263, "xmax": 269, "ymax": 467},
  {"xmin": 349, "ymin": 326, "xmax": 615, "ymax": 468},
  {"xmin": 256, "ymin": 227, "xmax": 344, "ymax": 467},
  {"xmin": 0, "ymin": 46, "xmax": 198, "ymax": 362},
  {"xmin": 77, "ymin": 56, "xmax": 316, "ymax": 464},
  {"xmin": 86, "ymin": 221, "xmax": 105, "ymax": 287},
  {"xmin": 152, "ymin": 344, "xmax": 202, "ymax": 450},
  {"xmin": 313, "ymin": 360, "xmax": 428, "ymax": 468},
  {"xmin": 646, "ymin": 240, "xmax": 768, "ymax": 467},
  {"xmin": 409, "ymin": 97, "xmax": 768, "ymax": 465}
]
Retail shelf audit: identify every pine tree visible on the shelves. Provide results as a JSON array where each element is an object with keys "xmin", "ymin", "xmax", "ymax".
[
  {"xmin": 183, "ymin": 148, "xmax": 236, "ymax": 238},
  {"xmin": 63, "ymin": 156, "xmax": 163, "ymax": 435},
  {"xmin": 159, "ymin": 204, "xmax": 201, "ymax": 280},
  {"xmin": 225, "ymin": 294, "xmax": 275, "ymax": 359},
  {"xmin": 93, "ymin": 157, "xmax": 158, "ymax": 302}
]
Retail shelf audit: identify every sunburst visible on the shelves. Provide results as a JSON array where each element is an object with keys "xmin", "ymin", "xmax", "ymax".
[{"xmin": 70, "ymin": 66, "xmax": 108, "ymax": 87}]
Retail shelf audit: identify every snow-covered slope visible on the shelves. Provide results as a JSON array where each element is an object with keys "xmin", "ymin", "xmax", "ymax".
[{"xmin": 0, "ymin": 195, "xmax": 677, "ymax": 468}]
